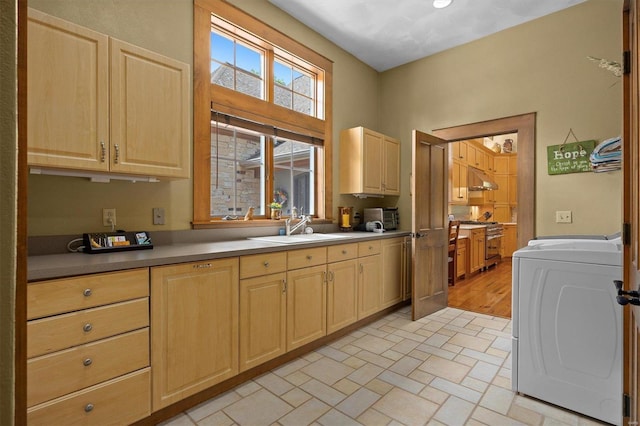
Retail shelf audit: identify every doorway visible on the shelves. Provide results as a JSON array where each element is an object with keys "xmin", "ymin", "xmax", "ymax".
[{"xmin": 433, "ymin": 113, "xmax": 536, "ymax": 318}]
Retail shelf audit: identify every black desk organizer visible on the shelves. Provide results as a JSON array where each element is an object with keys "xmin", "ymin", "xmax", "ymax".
[{"xmin": 83, "ymin": 231, "xmax": 153, "ymax": 254}]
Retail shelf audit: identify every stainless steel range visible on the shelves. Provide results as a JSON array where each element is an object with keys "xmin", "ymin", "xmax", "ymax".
[{"xmin": 461, "ymin": 221, "xmax": 504, "ymax": 268}]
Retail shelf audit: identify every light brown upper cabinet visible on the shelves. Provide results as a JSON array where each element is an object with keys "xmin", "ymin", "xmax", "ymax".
[
  {"xmin": 340, "ymin": 127, "xmax": 400, "ymax": 196},
  {"xmin": 27, "ymin": 9, "xmax": 190, "ymax": 179}
]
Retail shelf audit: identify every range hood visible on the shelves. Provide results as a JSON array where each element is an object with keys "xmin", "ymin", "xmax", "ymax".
[{"xmin": 467, "ymin": 166, "xmax": 498, "ymax": 191}]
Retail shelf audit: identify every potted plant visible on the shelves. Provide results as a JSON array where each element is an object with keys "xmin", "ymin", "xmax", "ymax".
[{"xmin": 269, "ymin": 201, "xmax": 282, "ymax": 220}]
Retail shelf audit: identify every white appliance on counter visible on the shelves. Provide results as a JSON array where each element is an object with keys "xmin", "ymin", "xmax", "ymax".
[{"xmin": 512, "ymin": 236, "xmax": 623, "ymax": 425}]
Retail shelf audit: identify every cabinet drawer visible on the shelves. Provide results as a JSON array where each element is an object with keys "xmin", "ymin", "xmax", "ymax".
[
  {"xmin": 27, "ymin": 368, "xmax": 150, "ymax": 426},
  {"xmin": 327, "ymin": 243, "xmax": 358, "ymax": 263},
  {"xmin": 28, "ymin": 268, "xmax": 149, "ymax": 320},
  {"xmin": 287, "ymin": 247, "xmax": 327, "ymax": 270},
  {"xmin": 240, "ymin": 252, "xmax": 287, "ymax": 279},
  {"xmin": 27, "ymin": 328, "xmax": 149, "ymax": 407},
  {"xmin": 28, "ymin": 297, "xmax": 149, "ymax": 358},
  {"xmin": 358, "ymin": 240, "xmax": 381, "ymax": 257}
]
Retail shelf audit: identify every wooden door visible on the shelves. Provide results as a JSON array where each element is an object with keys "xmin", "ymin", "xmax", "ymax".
[
  {"xmin": 110, "ymin": 39, "xmax": 190, "ymax": 178},
  {"xmin": 150, "ymin": 258, "xmax": 239, "ymax": 410},
  {"xmin": 625, "ymin": 1, "xmax": 640, "ymax": 423},
  {"xmin": 411, "ymin": 130, "xmax": 449, "ymax": 320},
  {"xmin": 27, "ymin": 8, "xmax": 109, "ymax": 171}
]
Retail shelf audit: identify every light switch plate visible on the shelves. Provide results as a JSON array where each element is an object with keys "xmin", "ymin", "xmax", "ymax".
[{"xmin": 153, "ymin": 207, "xmax": 165, "ymax": 225}]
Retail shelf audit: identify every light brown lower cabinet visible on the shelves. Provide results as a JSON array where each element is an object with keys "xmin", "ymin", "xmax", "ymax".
[
  {"xmin": 239, "ymin": 272, "xmax": 287, "ymax": 372},
  {"xmin": 151, "ymin": 258, "xmax": 239, "ymax": 410},
  {"xmin": 358, "ymin": 241, "xmax": 382, "ymax": 319},
  {"xmin": 456, "ymin": 238, "xmax": 467, "ymax": 278},
  {"xmin": 286, "ymin": 264, "xmax": 327, "ymax": 351},
  {"xmin": 326, "ymin": 258, "xmax": 359, "ymax": 334},
  {"xmin": 26, "ymin": 268, "xmax": 151, "ymax": 425},
  {"xmin": 381, "ymin": 237, "xmax": 404, "ymax": 309}
]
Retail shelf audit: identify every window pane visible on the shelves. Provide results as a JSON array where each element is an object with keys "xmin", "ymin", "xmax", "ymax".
[
  {"xmin": 292, "ymin": 70, "xmax": 312, "ymax": 96},
  {"xmin": 211, "ymin": 32, "xmax": 233, "ymax": 64},
  {"xmin": 293, "ymin": 93, "xmax": 314, "ymax": 116},
  {"xmin": 211, "ymin": 62, "xmax": 234, "ymax": 88},
  {"xmin": 237, "ymin": 43, "xmax": 262, "ymax": 77},
  {"xmin": 274, "ymin": 60, "xmax": 292, "ymax": 86},
  {"xmin": 236, "ymin": 72, "xmax": 263, "ymax": 99},
  {"xmin": 273, "ymin": 140, "xmax": 315, "ymax": 216},
  {"xmin": 210, "ymin": 125, "xmax": 265, "ymax": 217},
  {"xmin": 274, "ymin": 85, "xmax": 292, "ymax": 109}
]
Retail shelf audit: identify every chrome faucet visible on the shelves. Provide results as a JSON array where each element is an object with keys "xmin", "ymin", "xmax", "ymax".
[{"xmin": 285, "ymin": 215, "xmax": 312, "ymax": 235}]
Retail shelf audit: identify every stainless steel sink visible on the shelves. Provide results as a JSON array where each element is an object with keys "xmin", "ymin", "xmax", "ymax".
[{"xmin": 249, "ymin": 233, "xmax": 352, "ymax": 244}]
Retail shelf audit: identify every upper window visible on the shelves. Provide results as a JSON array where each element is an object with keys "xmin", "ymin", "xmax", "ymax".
[
  {"xmin": 210, "ymin": 30, "xmax": 265, "ymax": 100},
  {"xmin": 193, "ymin": 0, "xmax": 333, "ymax": 227}
]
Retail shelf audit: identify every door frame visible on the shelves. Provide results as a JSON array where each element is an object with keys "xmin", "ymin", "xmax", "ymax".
[{"xmin": 432, "ymin": 112, "xmax": 536, "ymax": 249}]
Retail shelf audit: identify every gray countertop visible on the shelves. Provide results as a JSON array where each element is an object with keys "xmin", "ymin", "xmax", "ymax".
[{"xmin": 28, "ymin": 231, "xmax": 411, "ymax": 281}]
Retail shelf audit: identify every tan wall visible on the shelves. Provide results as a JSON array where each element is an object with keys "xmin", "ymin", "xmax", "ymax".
[
  {"xmin": 27, "ymin": 0, "xmax": 380, "ymax": 235},
  {"xmin": 0, "ymin": 0, "xmax": 17, "ymax": 422},
  {"xmin": 379, "ymin": 0, "xmax": 623, "ymax": 236}
]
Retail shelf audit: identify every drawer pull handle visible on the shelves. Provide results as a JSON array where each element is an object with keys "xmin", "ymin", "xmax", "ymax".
[
  {"xmin": 83, "ymin": 323, "xmax": 93, "ymax": 332},
  {"xmin": 264, "ymin": 261, "xmax": 269, "ymax": 267},
  {"xmin": 100, "ymin": 141, "xmax": 106, "ymax": 163},
  {"xmin": 83, "ymin": 288, "xmax": 92, "ymax": 297},
  {"xmin": 114, "ymin": 144, "xmax": 120, "ymax": 164},
  {"xmin": 193, "ymin": 263, "xmax": 212, "ymax": 269},
  {"xmin": 306, "ymin": 255, "xmax": 312, "ymax": 260},
  {"xmin": 84, "ymin": 403, "xmax": 94, "ymax": 413},
  {"xmin": 83, "ymin": 358, "xmax": 93, "ymax": 367}
]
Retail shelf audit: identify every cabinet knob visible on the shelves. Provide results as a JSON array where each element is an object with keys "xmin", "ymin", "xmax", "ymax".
[
  {"xmin": 83, "ymin": 358, "xmax": 93, "ymax": 367},
  {"xmin": 306, "ymin": 255, "xmax": 312, "ymax": 260},
  {"xmin": 83, "ymin": 323, "xmax": 93, "ymax": 332},
  {"xmin": 264, "ymin": 261, "xmax": 269, "ymax": 267},
  {"xmin": 84, "ymin": 403, "xmax": 94, "ymax": 413},
  {"xmin": 342, "ymin": 250, "xmax": 347, "ymax": 254},
  {"xmin": 83, "ymin": 288, "xmax": 92, "ymax": 297}
]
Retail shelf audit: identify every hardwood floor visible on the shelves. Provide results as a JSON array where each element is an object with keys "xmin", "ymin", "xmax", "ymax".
[{"xmin": 447, "ymin": 258, "xmax": 512, "ymax": 319}]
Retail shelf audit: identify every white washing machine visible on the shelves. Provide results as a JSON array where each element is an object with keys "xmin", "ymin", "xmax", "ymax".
[{"xmin": 512, "ymin": 236, "xmax": 623, "ymax": 425}]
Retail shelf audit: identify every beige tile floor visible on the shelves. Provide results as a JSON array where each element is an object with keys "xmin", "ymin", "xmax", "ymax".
[{"xmin": 159, "ymin": 307, "xmax": 607, "ymax": 426}]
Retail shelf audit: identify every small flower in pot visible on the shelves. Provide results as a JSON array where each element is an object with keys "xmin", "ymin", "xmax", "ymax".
[{"xmin": 269, "ymin": 201, "xmax": 282, "ymax": 220}]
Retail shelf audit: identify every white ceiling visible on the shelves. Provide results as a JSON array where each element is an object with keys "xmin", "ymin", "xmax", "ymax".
[{"xmin": 269, "ymin": 0, "xmax": 587, "ymax": 72}]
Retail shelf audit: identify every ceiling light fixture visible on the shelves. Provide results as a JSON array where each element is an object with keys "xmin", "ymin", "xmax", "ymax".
[{"xmin": 433, "ymin": 0, "xmax": 452, "ymax": 9}]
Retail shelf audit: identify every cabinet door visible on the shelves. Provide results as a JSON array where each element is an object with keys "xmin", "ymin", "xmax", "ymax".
[
  {"xmin": 358, "ymin": 254, "xmax": 382, "ymax": 319},
  {"xmin": 110, "ymin": 39, "xmax": 190, "ymax": 178},
  {"xmin": 474, "ymin": 232, "xmax": 486, "ymax": 272},
  {"xmin": 456, "ymin": 244, "xmax": 466, "ymax": 278},
  {"xmin": 450, "ymin": 160, "xmax": 468, "ymax": 204},
  {"xmin": 287, "ymin": 265, "xmax": 327, "ymax": 351},
  {"xmin": 494, "ymin": 156, "xmax": 509, "ymax": 174},
  {"xmin": 493, "ymin": 203, "xmax": 512, "ymax": 223},
  {"xmin": 493, "ymin": 174, "xmax": 509, "ymax": 203},
  {"xmin": 362, "ymin": 129, "xmax": 384, "ymax": 194},
  {"xmin": 151, "ymin": 258, "xmax": 239, "ymax": 410},
  {"xmin": 383, "ymin": 136, "xmax": 400, "ymax": 195},
  {"xmin": 509, "ymin": 174, "xmax": 518, "ymax": 205},
  {"xmin": 27, "ymin": 8, "xmax": 109, "ymax": 171},
  {"xmin": 327, "ymin": 260, "xmax": 358, "ymax": 334},
  {"xmin": 239, "ymin": 273, "xmax": 287, "ymax": 372},
  {"xmin": 452, "ymin": 141, "xmax": 468, "ymax": 163},
  {"xmin": 381, "ymin": 238, "xmax": 403, "ymax": 309}
]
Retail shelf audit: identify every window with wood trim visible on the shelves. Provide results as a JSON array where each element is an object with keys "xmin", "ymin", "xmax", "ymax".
[{"xmin": 194, "ymin": 0, "xmax": 333, "ymax": 227}]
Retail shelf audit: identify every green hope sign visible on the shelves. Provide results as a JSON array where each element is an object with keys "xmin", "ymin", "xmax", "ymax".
[{"xmin": 546, "ymin": 140, "xmax": 596, "ymax": 175}]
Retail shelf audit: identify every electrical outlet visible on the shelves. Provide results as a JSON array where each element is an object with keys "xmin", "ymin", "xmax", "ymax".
[
  {"xmin": 102, "ymin": 208, "xmax": 116, "ymax": 227},
  {"xmin": 153, "ymin": 207, "xmax": 165, "ymax": 225},
  {"xmin": 555, "ymin": 210, "xmax": 572, "ymax": 223}
]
